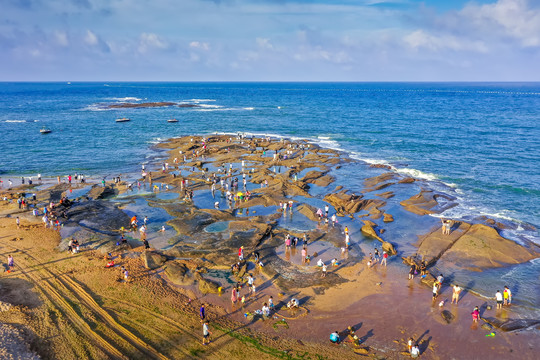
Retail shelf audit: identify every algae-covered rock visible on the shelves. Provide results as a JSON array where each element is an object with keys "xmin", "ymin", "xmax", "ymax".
[{"xmin": 198, "ymin": 277, "xmax": 221, "ymax": 294}]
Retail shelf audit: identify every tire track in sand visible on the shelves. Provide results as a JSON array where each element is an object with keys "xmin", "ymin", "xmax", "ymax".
[
  {"xmin": 11, "ymin": 257, "xmax": 126, "ymax": 360},
  {"xmin": 10, "ymin": 247, "xmax": 168, "ymax": 360}
]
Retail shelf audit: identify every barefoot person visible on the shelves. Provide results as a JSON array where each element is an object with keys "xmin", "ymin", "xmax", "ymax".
[
  {"xmin": 495, "ymin": 290, "xmax": 503, "ymax": 309},
  {"xmin": 471, "ymin": 306, "xmax": 480, "ymax": 322},
  {"xmin": 451, "ymin": 284, "xmax": 462, "ymax": 304},
  {"xmin": 503, "ymin": 285, "xmax": 512, "ymax": 305}
]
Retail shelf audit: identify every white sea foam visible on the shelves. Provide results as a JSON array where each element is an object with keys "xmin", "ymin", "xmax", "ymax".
[
  {"xmin": 147, "ymin": 137, "xmax": 164, "ymax": 145},
  {"xmin": 395, "ymin": 167, "xmax": 439, "ymax": 181},
  {"xmin": 244, "ymin": 107, "xmax": 254, "ymax": 110},
  {"xmin": 80, "ymin": 104, "xmax": 111, "ymax": 112},
  {"xmin": 182, "ymin": 99, "xmax": 216, "ymax": 103},
  {"xmin": 198, "ymin": 104, "xmax": 223, "ymax": 109},
  {"xmin": 109, "ymin": 97, "xmax": 142, "ymax": 102},
  {"xmin": 195, "ymin": 108, "xmax": 237, "ymax": 112},
  {"xmin": 4, "ymin": 120, "xmax": 31, "ymax": 123}
]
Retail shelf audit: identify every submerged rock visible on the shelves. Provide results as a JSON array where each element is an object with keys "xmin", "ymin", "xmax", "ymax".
[
  {"xmin": 483, "ymin": 317, "xmax": 540, "ymax": 332},
  {"xmin": 441, "ymin": 310, "xmax": 455, "ymax": 324}
]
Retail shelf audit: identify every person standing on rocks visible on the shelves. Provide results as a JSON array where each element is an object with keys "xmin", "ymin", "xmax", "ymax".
[
  {"xmin": 503, "ymin": 285, "xmax": 512, "ymax": 305},
  {"xmin": 432, "ymin": 281, "xmax": 439, "ymax": 299},
  {"xmin": 495, "ymin": 290, "xmax": 503, "ymax": 309},
  {"xmin": 408, "ymin": 264, "xmax": 416, "ymax": 280},
  {"xmin": 238, "ymin": 246, "xmax": 244, "ymax": 261}
]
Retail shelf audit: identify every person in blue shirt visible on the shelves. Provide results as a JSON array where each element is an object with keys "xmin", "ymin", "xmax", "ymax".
[
  {"xmin": 200, "ymin": 304, "xmax": 206, "ymax": 322},
  {"xmin": 329, "ymin": 330, "xmax": 340, "ymax": 344}
]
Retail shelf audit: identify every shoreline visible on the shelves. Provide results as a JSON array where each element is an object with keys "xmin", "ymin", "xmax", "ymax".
[{"xmin": 1, "ymin": 134, "xmax": 539, "ymax": 359}]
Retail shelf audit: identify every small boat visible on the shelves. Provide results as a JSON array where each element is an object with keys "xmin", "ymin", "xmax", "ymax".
[
  {"xmin": 40, "ymin": 127, "xmax": 52, "ymax": 134},
  {"xmin": 116, "ymin": 117, "xmax": 131, "ymax": 122},
  {"xmin": 167, "ymin": 119, "xmax": 179, "ymax": 123}
]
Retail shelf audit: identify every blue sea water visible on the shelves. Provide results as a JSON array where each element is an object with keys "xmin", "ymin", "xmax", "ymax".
[
  {"xmin": 1, "ymin": 82, "xmax": 539, "ymax": 311},
  {"xmin": 1, "ymin": 82, "xmax": 538, "ymax": 234}
]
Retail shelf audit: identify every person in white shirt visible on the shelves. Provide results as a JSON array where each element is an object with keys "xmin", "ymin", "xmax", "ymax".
[
  {"xmin": 495, "ymin": 290, "xmax": 504, "ymax": 309},
  {"xmin": 261, "ymin": 303, "xmax": 270, "ymax": 317}
]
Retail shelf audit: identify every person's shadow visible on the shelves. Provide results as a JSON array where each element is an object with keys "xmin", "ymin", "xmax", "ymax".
[
  {"xmin": 419, "ymin": 336, "xmax": 432, "ymax": 354},
  {"xmin": 359, "ymin": 329, "xmax": 374, "ymax": 343}
]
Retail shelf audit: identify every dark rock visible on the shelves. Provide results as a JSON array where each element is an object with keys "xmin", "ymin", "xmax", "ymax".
[
  {"xmin": 481, "ymin": 323, "xmax": 493, "ymax": 331},
  {"xmin": 65, "ymin": 201, "xmax": 130, "ymax": 232},
  {"xmin": 87, "ymin": 184, "xmax": 117, "ymax": 200},
  {"xmin": 441, "ymin": 310, "xmax": 455, "ymax": 324},
  {"xmin": 500, "ymin": 319, "xmax": 540, "ymax": 332}
]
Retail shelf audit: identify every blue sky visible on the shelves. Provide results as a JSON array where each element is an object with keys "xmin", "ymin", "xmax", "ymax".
[{"xmin": 1, "ymin": 0, "xmax": 539, "ymax": 81}]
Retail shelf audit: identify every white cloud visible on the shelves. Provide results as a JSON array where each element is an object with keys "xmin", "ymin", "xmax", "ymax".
[
  {"xmin": 138, "ymin": 32, "xmax": 168, "ymax": 53},
  {"xmin": 404, "ymin": 30, "xmax": 488, "ymax": 53},
  {"xmin": 84, "ymin": 30, "xmax": 98, "ymax": 45},
  {"xmin": 293, "ymin": 46, "xmax": 352, "ymax": 64},
  {"xmin": 189, "ymin": 41, "xmax": 209, "ymax": 50},
  {"xmin": 54, "ymin": 30, "xmax": 69, "ymax": 46},
  {"xmin": 256, "ymin": 38, "xmax": 273, "ymax": 50},
  {"xmin": 460, "ymin": 0, "xmax": 540, "ymax": 47}
]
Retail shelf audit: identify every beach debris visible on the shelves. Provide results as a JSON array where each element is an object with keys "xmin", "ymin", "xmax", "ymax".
[
  {"xmin": 485, "ymin": 332, "xmax": 496, "ymax": 337},
  {"xmin": 376, "ymin": 282, "xmax": 382, "ymax": 286}
]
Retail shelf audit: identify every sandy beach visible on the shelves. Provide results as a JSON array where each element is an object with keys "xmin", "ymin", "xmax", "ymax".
[{"xmin": 1, "ymin": 134, "xmax": 538, "ymax": 360}]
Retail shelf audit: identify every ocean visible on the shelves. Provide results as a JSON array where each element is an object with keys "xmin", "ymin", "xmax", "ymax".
[
  {"xmin": 1, "ymin": 82, "xmax": 539, "ymax": 308},
  {"xmin": 1, "ymin": 82, "xmax": 538, "ymax": 232}
]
